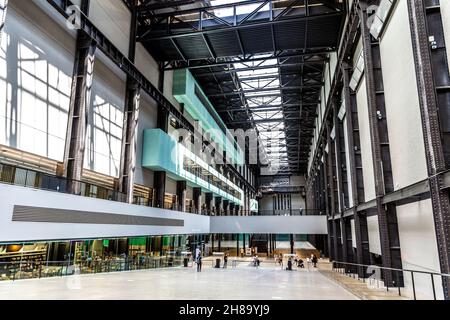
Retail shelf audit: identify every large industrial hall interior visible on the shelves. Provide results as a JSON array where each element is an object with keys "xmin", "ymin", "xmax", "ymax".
[{"xmin": 0, "ymin": 0, "xmax": 450, "ymax": 303}]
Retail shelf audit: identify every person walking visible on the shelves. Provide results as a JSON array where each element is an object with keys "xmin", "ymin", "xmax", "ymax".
[
  {"xmin": 311, "ymin": 254, "xmax": 318, "ymax": 268},
  {"xmin": 223, "ymin": 253, "xmax": 228, "ymax": 269},
  {"xmin": 196, "ymin": 253, "xmax": 203, "ymax": 272}
]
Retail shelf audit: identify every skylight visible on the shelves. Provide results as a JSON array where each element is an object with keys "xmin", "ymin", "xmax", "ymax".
[
  {"xmin": 211, "ymin": 0, "xmax": 270, "ymax": 18},
  {"xmin": 230, "ymin": 53, "xmax": 288, "ymax": 171},
  {"xmin": 208, "ymin": 1, "xmax": 290, "ymax": 173}
]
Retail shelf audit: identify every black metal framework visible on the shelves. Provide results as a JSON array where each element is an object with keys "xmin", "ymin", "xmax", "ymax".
[
  {"xmin": 359, "ymin": 0, "xmax": 402, "ymax": 287},
  {"xmin": 128, "ymin": 0, "xmax": 345, "ymax": 175},
  {"xmin": 63, "ymin": 0, "xmax": 95, "ymax": 191},
  {"xmin": 408, "ymin": 0, "xmax": 450, "ymax": 300},
  {"xmin": 342, "ymin": 62, "xmax": 369, "ymax": 276},
  {"xmin": 0, "ymin": 0, "xmax": 7, "ymax": 44},
  {"xmin": 47, "ymin": 0, "xmax": 194, "ymax": 133},
  {"xmin": 154, "ymin": 62, "xmax": 168, "ymax": 209},
  {"xmin": 137, "ymin": 0, "xmax": 343, "ymax": 64},
  {"xmin": 307, "ymin": 0, "xmax": 359, "ymax": 179},
  {"xmin": 119, "ymin": 0, "xmax": 140, "ymax": 203}
]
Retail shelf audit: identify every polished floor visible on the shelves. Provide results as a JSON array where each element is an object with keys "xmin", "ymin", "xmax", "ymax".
[{"xmin": 0, "ymin": 263, "xmax": 358, "ymax": 300}]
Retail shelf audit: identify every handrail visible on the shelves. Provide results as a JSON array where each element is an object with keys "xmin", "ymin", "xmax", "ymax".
[
  {"xmin": 0, "ymin": 162, "xmax": 149, "ymax": 205},
  {"xmin": 332, "ymin": 260, "xmax": 450, "ymax": 300},
  {"xmin": 332, "ymin": 261, "xmax": 450, "ymax": 278},
  {"xmin": 0, "ymin": 162, "xmax": 251, "ymax": 215}
]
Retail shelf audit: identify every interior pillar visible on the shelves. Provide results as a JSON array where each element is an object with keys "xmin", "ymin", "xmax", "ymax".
[
  {"xmin": 205, "ymin": 193, "xmax": 213, "ymax": 215},
  {"xmin": 176, "ymin": 181, "xmax": 187, "ymax": 212},
  {"xmin": 193, "ymin": 187, "xmax": 202, "ymax": 214},
  {"xmin": 63, "ymin": 0, "xmax": 96, "ymax": 194},
  {"xmin": 154, "ymin": 62, "xmax": 168, "ymax": 208},
  {"xmin": 119, "ymin": 0, "xmax": 140, "ymax": 204}
]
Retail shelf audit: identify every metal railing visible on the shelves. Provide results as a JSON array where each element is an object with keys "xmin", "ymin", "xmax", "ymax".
[
  {"xmin": 252, "ymin": 209, "xmax": 322, "ymax": 216},
  {"xmin": 0, "ymin": 162, "xmax": 248, "ymax": 215},
  {"xmin": 332, "ymin": 261, "xmax": 450, "ymax": 300},
  {"xmin": 0, "ymin": 162, "xmax": 149, "ymax": 205},
  {"xmin": 0, "ymin": 256, "xmax": 186, "ymax": 282}
]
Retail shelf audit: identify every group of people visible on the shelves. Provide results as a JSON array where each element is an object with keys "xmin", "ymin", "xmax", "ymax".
[
  {"xmin": 274, "ymin": 253, "xmax": 319, "ymax": 270},
  {"xmin": 195, "ymin": 250, "xmax": 230, "ymax": 272},
  {"xmin": 194, "ymin": 250, "xmax": 319, "ymax": 272},
  {"xmin": 252, "ymin": 255, "xmax": 261, "ymax": 267}
]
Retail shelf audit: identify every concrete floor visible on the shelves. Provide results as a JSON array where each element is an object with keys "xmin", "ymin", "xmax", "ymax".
[{"xmin": 0, "ymin": 263, "xmax": 358, "ymax": 300}]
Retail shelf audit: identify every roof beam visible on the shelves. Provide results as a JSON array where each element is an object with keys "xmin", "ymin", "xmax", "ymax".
[
  {"xmin": 207, "ymin": 85, "xmax": 322, "ymax": 98},
  {"xmin": 139, "ymin": 11, "xmax": 343, "ymax": 41},
  {"xmin": 137, "ymin": 0, "xmax": 200, "ymax": 12},
  {"xmin": 216, "ymin": 103, "xmax": 318, "ymax": 112},
  {"xmin": 167, "ymin": 51, "xmax": 329, "ymax": 70},
  {"xmin": 229, "ymin": 117, "xmax": 300, "ymax": 125}
]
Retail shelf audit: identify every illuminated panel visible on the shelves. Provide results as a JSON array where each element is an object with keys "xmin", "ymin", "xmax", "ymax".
[{"xmin": 142, "ymin": 129, "xmax": 244, "ymax": 205}]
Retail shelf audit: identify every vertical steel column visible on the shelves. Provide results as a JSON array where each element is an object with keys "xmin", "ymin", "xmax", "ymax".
[
  {"xmin": 326, "ymin": 120, "xmax": 340, "ymax": 261},
  {"xmin": 205, "ymin": 192, "xmax": 213, "ymax": 215},
  {"xmin": 235, "ymin": 204, "xmax": 240, "ymax": 216},
  {"xmin": 177, "ymin": 180, "xmax": 187, "ymax": 212},
  {"xmin": 223, "ymin": 200, "xmax": 230, "ymax": 216},
  {"xmin": 334, "ymin": 103, "xmax": 345, "ymax": 215},
  {"xmin": 322, "ymin": 141, "xmax": 333, "ymax": 260},
  {"xmin": 154, "ymin": 171, "xmax": 166, "ymax": 208},
  {"xmin": 408, "ymin": 0, "xmax": 450, "ymax": 299},
  {"xmin": 344, "ymin": 217, "xmax": 355, "ymax": 264},
  {"xmin": 0, "ymin": 0, "xmax": 7, "ymax": 44},
  {"xmin": 359, "ymin": 1, "xmax": 403, "ymax": 287},
  {"xmin": 193, "ymin": 187, "xmax": 202, "ymax": 214},
  {"xmin": 229, "ymin": 202, "xmax": 235, "ymax": 217},
  {"xmin": 154, "ymin": 62, "xmax": 168, "ymax": 208},
  {"xmin": 290, "ymin": 234, "xmax": 294, "ymax": 255},
  {"xmin": 63, "ymin": 0, "xmax": 95, "ymax": 192},
  {"xmin": 119, "ymin": 0, "xmax": 140, "ymax": 203},
  {"xmin": 215, "ymin": 196, "xmax": 223, "ymax": 216},
  {"xmin": 119, "ymin": 79, "xmax": 140, "ymax": 203},
  {"xmin": 342, "ymin": 63, "xmax": 370, "ymax": 277},
  {"xmin": 334, "ymin": 101, "xmax": 348, "ymax": 264}
]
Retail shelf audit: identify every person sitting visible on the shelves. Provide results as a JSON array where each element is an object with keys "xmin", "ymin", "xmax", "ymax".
[
  {"xmin": 286, "ymin": 257, "xmax": 293, "ymax": 271},
  {"xmin": 297, "ymin": 258, "xmax": 305, "ymax": 268}
]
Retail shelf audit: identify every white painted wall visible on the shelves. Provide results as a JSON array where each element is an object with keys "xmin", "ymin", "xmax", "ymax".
[
  {"xmin": 351, "ymin": 219, "xmax": 356, "ymax": 248},
  {"xmin": 380, "ymin": 0, "xmax": 428, "ymax": 190},
  {"xmin": 166, "ymin": 176, "xmax": 177, "ymax": 195},
  {"xmin": 186, "ymin": 186, "xmax": 193, "ymax": 200},
  {"xmin": 0, "ymin": 183, "xmax": 210, "ymax": 242},
  {"xmin": 290, "ymin": 175, "xmax": 305, "ymax": 186},
  {"xmin": 367, "ymin": 215, "xmax": 381, "ymax": 255},
  {"xmin": 0, "ymin": 184, "xmax": 326, "ymax": 242},
  {"xmin": 164, "ymin": 70, "xmax": 181, "ymax": 111},
  {"xmin": 396, "ymin": 199, "xmax": 444, "ymax": 300},
  {"xmin": 356, "ymin": 79, "xmax": 376, "ymax": 202},
  {"xmin": 210, "ymin": 216, "xmax": 328, "ymax": 234},
  {"xmin": 291, "ymin": 194, "xmax": 305, "ymax": 210},
  {"xmin": 441, "ymin": 0, "xmax": 450, "ymax": 75},
  {"xmin": 135, "ymin": 43, "xmax": 159, "ymax": 87},
  {"xmin": 134, "ymin": 92, "xmax": 157, "ymax": 187},
  {"xmin": 89, "ymin": 0, "xmax": 131, "ymax": 57},
  {"xmin": 0, "ymin": 0, "xmax": 74, "ymax": 161},
  {"xmin": 259, "ymin": 195, "xmax": 273, "ymax": 211},
  {"xmin": 84, "ymin": 59, "xmax": 125, "ymax": 177}
]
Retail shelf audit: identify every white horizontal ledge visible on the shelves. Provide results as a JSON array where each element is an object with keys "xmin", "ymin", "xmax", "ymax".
[
  {"xmin": 0, "ymin": 184, "xmax": 327, "ymax": 243},
  {"xmin": 210, "ymin": 216, "xmax": 328, "ymax": 235}
]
